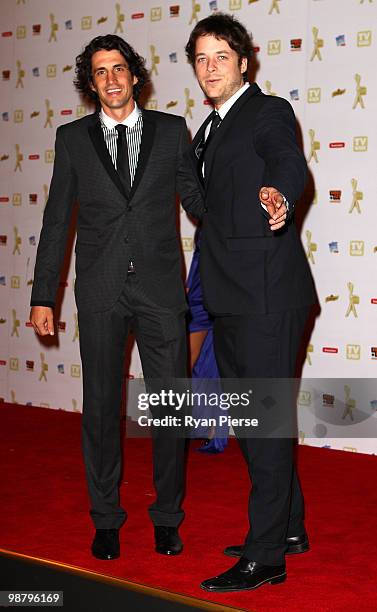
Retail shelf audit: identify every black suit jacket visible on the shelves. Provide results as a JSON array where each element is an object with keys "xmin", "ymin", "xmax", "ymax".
[
  {"xmin": 191, "ymin": 83, "xmax": 316, "ymax": 316},
  {"xmin": 31, "ymin": 110, "xmax": 203, "ymax": 313}
]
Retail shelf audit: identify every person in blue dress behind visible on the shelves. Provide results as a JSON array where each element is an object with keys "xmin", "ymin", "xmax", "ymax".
[{"xmin": 187, "ymin": 229, "xmax": 228, "ymax": 453}]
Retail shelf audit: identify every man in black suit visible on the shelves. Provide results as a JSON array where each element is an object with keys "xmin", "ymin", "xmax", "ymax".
[
  {"xmin": 186, "ymin": 14, "xmax": 316, "ymax": 591},
  {"xmin": 30, "ymin": 35, "xmax": 203, "ymax": 560}
]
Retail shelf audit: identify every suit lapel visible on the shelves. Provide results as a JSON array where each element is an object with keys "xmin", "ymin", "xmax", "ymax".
[
  {"xmin": 204, "ymin": 83, "xmax": 262, "ymax": 188},
  {"xmin": 88, "ymin": 115, "xmax": 128, "ymax": 199},
  {"xmin": 129, "ymin": 110, "xmax": 156, "ymax": 200}
]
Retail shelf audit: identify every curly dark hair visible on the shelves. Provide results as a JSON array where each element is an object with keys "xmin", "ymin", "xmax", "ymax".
[
  {"xmin": 185, "ymin": 13, "xmax": 253, "ymax": 80},
  {"xmin": 74, "ymin": 34, "xmax": 149, "ymax": 102}
]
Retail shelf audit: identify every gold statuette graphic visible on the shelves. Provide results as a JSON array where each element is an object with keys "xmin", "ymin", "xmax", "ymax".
[
  {"xmin": 16, "ymin": 60, "xmax": 25, "ymax": 88},
  {"xmin": 352, "ymin": 74, "xmax": 366, "ymax": 109},
  {"xmin": 39, "ymin": 352, "xmax": 48, "ymax": 382},
  {"xmin": 48, "ymin": 13, "xmax": 58, "ymax": 42},
  {"xmin": 269, "ymin": 0, "xmax": 280, "ymax": 14},
  {"xmin": 306, "ymin": 344, "xmax": 313, "ymax": 366},
  {"xmin": 114, "ymin": 3, "xmax": 125, "ymax": 33},
  {"xmin": 184, "ymin": 88, "xmax": 195, "ymax": 119},
  {"xmin": 43, "ymin": 184, "xmax": 49, "ymax": 206},
  {"xmin": 72, "ymin": 399, "xmax": 80, "ymax": 413},
  {"xmin": 345, "ymin": 282, "xmax": 359, "ymax": 318},
  {"xmin": 72, "ymin": 313, "xmax": 79, "ymax": 342},
  {"xmin": 305, "ymin": 230, "xmax": 317, "ymax": 264},
  {"xmin": 44, "ymin": 99, "xmax": 54, "ymax": 128},
  {"xmin": 310, "ymin": 27, "xmax": 324, "ymax": 62},
  {"xmin": 349, "ymin": 178, "xmax": 363, "ymax": 214},
  {"xmin": 11, "ymin": 309, "xmax": 20, "ymax": 337},
  {"xmin": 14, "ymin": 144, "xmax": 23, "ymax": 172},
  {"xmin": 307, "ymin": 129, "xmax": 320, "ymax": 164},
  {"xmin": 150, "ymin": 45, "xmax": 160, "ymax": 76},
  {"xmin": 343, "ymin": 385, "xmax": 355, "ymax": 421},
  {"xmin": 265, "ymin": 80, "xmax": 277, "ymax": 96},
  {"xmin": 189, "ymin": 1, "xmax": 201, "ymax": 25},
  {"xmin": 10, "ymin": 390, "xmax": 17, "ymax": 404},
  {"xmin": 13, "ymin": 227, "xmax": 21, "ymax": 255}
]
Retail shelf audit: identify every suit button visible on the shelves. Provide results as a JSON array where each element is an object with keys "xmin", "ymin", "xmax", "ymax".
[
  {"xmin": 204, "ymin": 207, "xmax": 208, "ymax": 213},
  {"xmin": 124, "ymin": 237, "xmax": 129, "ymax": 243}
]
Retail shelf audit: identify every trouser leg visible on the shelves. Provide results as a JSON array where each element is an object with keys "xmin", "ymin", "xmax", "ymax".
[
  {"xmin": 129, "ymin": 277, "xmax": 188, "ymax": 527},
  {"xmin": 78, "ymin": 303, "xmax": 130, "ymax": 529},
  {"xmin": 214, "ymin": 308, "xmax": 309, "ymax": 565}
]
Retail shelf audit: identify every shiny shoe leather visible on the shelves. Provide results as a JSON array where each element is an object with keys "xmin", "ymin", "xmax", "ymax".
[
  {"xmin": 154, "ymin": 526, "xmax": 183, "ymax": 555},
  {"xmin": 91, "ymin": 528, "xmax": 120, "ymax": 560},
  {"xmin": 223, "ymin": 532, "xmax": 309, "ymax": 558},
  {"xmin": 201, "ymin": 557, "xmax": 286, "ymax": 592}
]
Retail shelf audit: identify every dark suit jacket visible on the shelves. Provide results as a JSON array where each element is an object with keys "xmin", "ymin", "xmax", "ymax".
[
  {"xmin": 31, "ymin": 110, "xmax": 203, "ymax": 313},
  {"xmin": 191, "ymin": 83, "xmax": 316, "ymax": 316}
]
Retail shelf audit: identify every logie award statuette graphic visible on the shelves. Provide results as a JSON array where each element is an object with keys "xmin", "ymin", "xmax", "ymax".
[
  {"xmin": 307, "ymin": 129, "xmax": 320, "ymax": 164},
  {"xmin": 16, "ymin": 60, "xmax": 25, "ymax": 88},
  {"xmin": 349, "ymin": 179, "xmax": 363, "ymax": 213},
  {"xmin": 48, "ymin": 13, "xmax": 58, "ymax": 43},
  {"xmin": 269, "ymin": 0, "xmax": 281, "ymax": 15},
  {"xmin": 345, "ymin": 282, "xmax": 359, "ymax": 318},
  {"xmin": 114, "ymin": 3, "xmax": 125, "ymax": 34},
  {"xmin": 310, "ymin": 27, "xmax": 324, "ymax": 61},
  {"xmin": 44, "ymin": 100, "xmax": 54, "ymax": 128},
  {"xmin": 150, "ymin": 45, "xmax": 160, "ymax": 76},
  {"xmin": 184, "ymin": 88, "xmax": 195, "ymax": 119},
  {"xmin": 39, "ymin": 353, "xmax": 48, "ymax": 382},
  {"xmin": 306, "ymin": 230, "xmax": 317, "ymax": 265},
  {"xmin": 352, "ymin": 74, "xmax": 367, "ymax": 109},
  {"xmin": 189, "ymin": 0, "xmax": 201, "ymax": 25}
]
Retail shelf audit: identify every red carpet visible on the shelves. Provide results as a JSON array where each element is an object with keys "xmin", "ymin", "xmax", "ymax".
[{"xmin": 1, "ymin": 403, "xmax": 376, "ymax": 611}]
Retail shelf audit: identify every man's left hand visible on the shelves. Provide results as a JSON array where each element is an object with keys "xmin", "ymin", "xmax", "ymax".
[{"xmin": 259, "ymin": 186, "xmax": 287, "ymax": 231}]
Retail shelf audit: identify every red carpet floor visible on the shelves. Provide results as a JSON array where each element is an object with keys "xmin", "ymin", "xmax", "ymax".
[{"xmin": 1, "ymin": 403, "xmax": 377, "ymax": 611}]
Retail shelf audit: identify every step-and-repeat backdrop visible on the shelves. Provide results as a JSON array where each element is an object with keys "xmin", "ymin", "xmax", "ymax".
[{"xmin": 1, "ymin": 0, "xmax": 376, "ymax": 453}]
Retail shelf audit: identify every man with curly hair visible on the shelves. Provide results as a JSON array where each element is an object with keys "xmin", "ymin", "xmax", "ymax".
[{"xmin": 30, "ymin": 35, "xmax": 203, "ymax": 560}]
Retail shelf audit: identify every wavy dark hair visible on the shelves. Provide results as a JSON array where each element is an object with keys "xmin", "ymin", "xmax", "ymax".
[
  {"xmin": 185, "ymin": 13, "xmax": 253, "ymax": 81},
  {"xmin": 74, "ymin": 34, "xmax": 149, "ymax": 102}
]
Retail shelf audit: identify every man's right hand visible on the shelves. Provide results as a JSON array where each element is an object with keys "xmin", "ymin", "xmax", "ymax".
[{"xmin": 30, "ymin": 306, "xmax": 55, "ymax": 336}]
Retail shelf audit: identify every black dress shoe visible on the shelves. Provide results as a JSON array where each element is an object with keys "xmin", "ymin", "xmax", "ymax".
[
  {"xmin": 223, "ymin": 532, "xmax": 309, "ymax": 558},
  {"xmin": 91, "ymin": 529, "xmax": 120, "ymax": 560},
  {"xmin": 201, "ymin": 557, "xmax": 286, "ymax": 592},
  {"xmin": 154, "ymin": 526, "xmax": 183, "ymax": 555}
]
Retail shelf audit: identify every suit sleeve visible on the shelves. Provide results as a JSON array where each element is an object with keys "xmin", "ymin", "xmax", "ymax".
[
  {"xmin": 253, "ymin": 97, "xmax": 307, "ymax": 218},
  {"xmin": 30, "ymin": 126, "xmax": 77, "ymax": 307},
  {"xmin": 175, "ymin": 118, "xmax": 204, "ymax": 220}
]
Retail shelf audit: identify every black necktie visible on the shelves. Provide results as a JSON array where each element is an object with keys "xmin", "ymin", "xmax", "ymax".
[
  {"xmin": 207, "ymin": 111, "xmax": 222, "ymax": 142},
  {"xmin": 197, "ymin": 111, "xmax": 222, "ymax": 183},
  {"xmin": 115, "ymin": 124, "xmax": 131, "ymax": 192}
]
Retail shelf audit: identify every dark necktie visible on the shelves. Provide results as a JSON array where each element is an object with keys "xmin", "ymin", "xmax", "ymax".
[
  {"xmin": 197, "ymin": 111, "xmax": 222, "ymax": 183},
  {"xmin": 115, "ymin": 124, "xmax": 131, "ymax": 192}
]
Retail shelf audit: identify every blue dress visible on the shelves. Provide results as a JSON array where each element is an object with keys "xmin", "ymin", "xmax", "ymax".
[{"xmin": 186, "ymin": 231, "xmax": 228, "ymax": 453}]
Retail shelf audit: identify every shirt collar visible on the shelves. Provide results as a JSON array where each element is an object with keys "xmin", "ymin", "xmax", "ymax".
[
  {"xmin": 216, "ymin": 82, "xmax": 250, "ymax": 120},
  {"xmin": 100, "ymin": 104, "xmax": 141, "ymax": 129}
]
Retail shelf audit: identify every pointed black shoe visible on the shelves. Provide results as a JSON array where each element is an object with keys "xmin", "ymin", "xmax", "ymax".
[
  {"xmin": 91, "ymin": 529, "xmax": 120, "ymax": 560},
  {"xmin": 223, "ymin": 532, "xmax": 310, "ymax": 558},
  {"xmin": 201, "ymin": 557, "xmax": 286, "ymax": 593},
  {"xmin": 154, "ymin": 526, "xmax": 183, "ymax": 555}
]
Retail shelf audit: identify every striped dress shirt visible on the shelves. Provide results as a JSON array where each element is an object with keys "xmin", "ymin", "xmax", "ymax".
[{"xmin": 99, "ymin": 106, "xmax": 143, "ymax": 185}]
